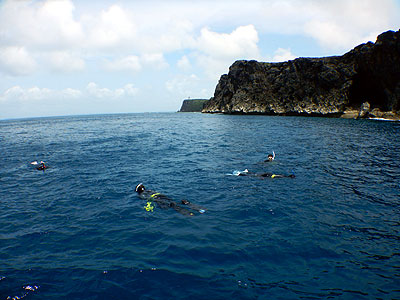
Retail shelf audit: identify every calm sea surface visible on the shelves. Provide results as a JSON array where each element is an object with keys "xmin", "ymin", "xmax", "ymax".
[{"xmin": 1, "ymin": 113, "xmax": 399, "ymax": 299}]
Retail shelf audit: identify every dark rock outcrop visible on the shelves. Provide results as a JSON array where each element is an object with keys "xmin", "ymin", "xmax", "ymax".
[
  {"xmin": 179, "ymin": 99, "xmax": 208, "ymax": 112},
  {"xmin": 203, "ymin": 29, "xmax": 400, "ymax": 119}
]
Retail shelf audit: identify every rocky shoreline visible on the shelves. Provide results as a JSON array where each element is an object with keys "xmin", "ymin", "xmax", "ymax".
[{"xmin": 202, "ymin": 29, "xmax": 400, "ymax": 120}]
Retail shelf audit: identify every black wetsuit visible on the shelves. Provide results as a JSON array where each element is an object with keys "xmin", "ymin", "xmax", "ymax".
[{"xmin": 137, "ymin": 189, "xmax": 206, "ymax": 216}]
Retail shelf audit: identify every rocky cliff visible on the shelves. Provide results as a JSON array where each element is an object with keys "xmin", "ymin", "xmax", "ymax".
[
  {"xmin": 179, "ymin": 99, "xmax": 208, "ymax": 112},
  {"xmin": 203, "ymin": 29, "xmax": 400, "ymax": 119}
]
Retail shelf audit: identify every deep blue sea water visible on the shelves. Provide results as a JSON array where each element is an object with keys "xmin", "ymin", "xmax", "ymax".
[{"xmin": 1, "ymin": 112, "xmax": 399, "ymax": 299}]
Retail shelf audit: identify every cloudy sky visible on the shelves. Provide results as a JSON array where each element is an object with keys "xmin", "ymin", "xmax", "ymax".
[{"xmin": 0, "ymin": 0, "xmax": 399, "ymax": 119}]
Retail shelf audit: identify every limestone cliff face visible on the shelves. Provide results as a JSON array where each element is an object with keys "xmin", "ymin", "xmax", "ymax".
[{"xmin": 203, "ymin": 30, "xmax": 400, "ymax": 118}]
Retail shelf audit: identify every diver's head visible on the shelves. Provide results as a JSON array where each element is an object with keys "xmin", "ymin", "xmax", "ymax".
[
  {"xmin": 135, "ymin": 183, "xmax": 145, "ymax": 194},
  {"xmin": 267, "ymin": 154, "xmax": 274, "ymax": 161}
]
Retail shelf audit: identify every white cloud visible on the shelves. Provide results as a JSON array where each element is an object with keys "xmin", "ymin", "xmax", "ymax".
[
  {"xmin": 194, "ymin": 25, "xmax": 261, "ymax": 79},
  {"xmin": 25, "ymin": 87, "xmax": 53, "ymax": 100},
  {"xmin": 197, "ymin": 25, "xmax": 260, "ymax": 59},
  {"xmin": 86, "ymin": 82, "xmax": 138, "ymax": 98},
  {"xmin": 60, "ymin": 88, "xmax": 83, "ymax": 99},
  {"xmin": 82, "ymin": 4, "xmax": 136, "ymax": 49},
  {"xmin": 0, "ymin": 0, "xmax": 84, "ymax": 49},
  {"xmin": 104, "ymin": 53, "xmax": 168, "ymax": 72},
  {"xmin": 304, "ymin": 21, "xmax": 354, "ymax": 50},
  {"xmin": 0, "ymin": 47, "xmax": 37, "ymax": 76},
  {"xmin": 150, "ymin": 19, "xmax": 195, "ymax": 53},
  {"xmin": 0, "ymin": 1, "xmax": 263, "ymax": 78},
  {"xmin": 37, "ymin": 0, "xmax": 84, "ymax": 47},
  {"xmin": 86, "ymin": 82, "xmax": 117, "ymax": 98},
  {"xmin": 1, "ymin": 85, "xmax": 83, "ymax": 102},
  {"xmin": 104, "ymin": 56, "xmax": 142, "ymax": 72},
  {"xmin": 301, "ymin": 0, "xmax": 398, "ymax": 50},
  {"xmin": 1, "ymin": 85, "xmax": 53, "ymax": 101},
  {"xmin": 1, "ymin": 0, "xmax": 397, "ymax": 78},
  {"xmin": 0, "ymin": 83, "xmax": 136, "ymax": 102},
  {"xmin": 2, "ymin": 86, "xmax": 25, "ymax": 101},
  {"xmin": 271, "ymin": 48, "xmax": 296, "ymax": 62},
  {"xmin": 122, "ymin": 84, "xmax": 139, "ymax": 96}
]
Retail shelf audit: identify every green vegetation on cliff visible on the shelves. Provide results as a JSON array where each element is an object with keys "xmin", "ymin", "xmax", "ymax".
[{"xmin": 179, "ymin": 99, "xmax": 209, "ymax": 112}]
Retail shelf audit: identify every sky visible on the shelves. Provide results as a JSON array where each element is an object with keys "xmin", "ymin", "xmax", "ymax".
[{"xmin": 0, "ymin": 0, "xmax": 399, "ymax": 119}]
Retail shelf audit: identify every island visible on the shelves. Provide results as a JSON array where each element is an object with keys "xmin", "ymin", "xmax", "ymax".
[
  {"xmin": 178, "ymin": 99, "xmax": 208, "ymax": 112},
  {"xmin": 202, "ymin": 29, "xmax": 400, "ymax": 120}
]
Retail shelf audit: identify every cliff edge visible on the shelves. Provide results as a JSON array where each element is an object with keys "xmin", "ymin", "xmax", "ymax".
[{"xmin": 203, "ymin": 29, "xmax": 400, "ymax": 119}]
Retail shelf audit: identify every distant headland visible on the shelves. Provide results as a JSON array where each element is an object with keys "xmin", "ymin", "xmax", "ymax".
[
  {"xmin": 178, "ymin": 99, "xmax": 208, "ymax": 112},
  {"xmin": 201, "ymin": 29, "xmax": 400, "ymax": 120}
]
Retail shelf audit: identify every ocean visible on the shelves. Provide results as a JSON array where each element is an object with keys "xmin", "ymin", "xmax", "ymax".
[{"xmin": 1, "ymin": 112, "xmax": 399, "ymax": 299}]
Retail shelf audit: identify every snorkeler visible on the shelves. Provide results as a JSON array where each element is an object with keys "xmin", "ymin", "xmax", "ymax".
[
  {"xmin": 31, "ymin": 161, "xmax": 47, "ymax": 171},
  {"xmin": 135, "ymin": 183, "xmax": 206, "ymax": 216},
  {"xmin": 265, "ymin": 151, "xmax": 275, "ymax": 162},
  {"xmin": 232, "ymin": 169, "xmax": 294, "ymax": 178}
]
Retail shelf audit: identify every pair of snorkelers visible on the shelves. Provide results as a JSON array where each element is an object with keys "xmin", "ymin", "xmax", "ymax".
[
  {"xmin": 135, "ymin": 183, "xmax": 206, "ymax": 216},
  {"xmin": 232, "ymin": 150, "xmax": 294, "ymax": 178}
]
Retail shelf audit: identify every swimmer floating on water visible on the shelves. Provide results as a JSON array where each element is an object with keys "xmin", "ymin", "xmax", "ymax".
[
  {"xmin": 232, "ymin": 169, "xmax": 295, "ymax": 178},
  {"xmin": 135, "ymin": 183, "xmax": 206, "ymax": 216},
  {"xmin": 31, "ymin": 161, "xmax": 47, "ymax": 171}
]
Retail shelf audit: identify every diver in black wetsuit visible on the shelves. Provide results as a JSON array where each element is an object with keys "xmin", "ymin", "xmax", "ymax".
[
  {"xmin": 32, "ymin": 161, "xmax": 47, "ymax": 171},
  {"xmin": 235, "ymin": 169, "xmax": 295, "ymax": 178},
  {"xmin": 135, "ymin": 183, "xmax": 206, "ymax": 216}
]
